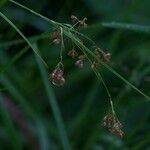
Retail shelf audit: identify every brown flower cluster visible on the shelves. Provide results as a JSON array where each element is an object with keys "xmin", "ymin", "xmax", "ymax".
[
  {"xmin": 68, "ymin": 49, "xmax": 86, "ymax": 68},
  {"xmin": 49, "ymin": 17, "xmax": 111, "ymax": 87},
  {"xmin": 51, "ymin": 31, "xmax": 61, "ymax": 44},
  {"xmin": 67, "ymin": 49, "xmax": 78, "ymax": 58},
  {"xmin": 102, "ymin": 113, "xmax": 124, "ymax": 138},
  {"xmin": 71, "ymin": 15, "xmax": 87, "ymax": 28},
  {"xmin": 91, "ymin": 48, "xmax": 111, "ymax": 70},
  {"xmin": 50, "ymin": 63, "xmax": 65, "ymax": 86},
  {"xmin": 49, "ymin": 16, "xmax": 122, "ymax": 138}
]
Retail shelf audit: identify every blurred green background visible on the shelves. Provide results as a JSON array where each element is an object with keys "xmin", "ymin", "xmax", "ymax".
[{"xmin": 0, "ymin": 0, "xmax": 150, "ymax": 149}]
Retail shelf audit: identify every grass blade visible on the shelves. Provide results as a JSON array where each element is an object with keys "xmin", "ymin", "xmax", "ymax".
[
  {"xmin": 0, "ymin": 11, "xmax": 48, "ymax": 68},
  {"xmin": 34, "ymin": 44, "xmax": 71, "ymax": 150},
  {"xmin": 36, "ymin": 120, "xmax": 50, "ymax": 150},
  {"xmin": 63, "ymin": 31, "xmax": 150, "ymax": 102},
  {"xmin": 0, "ymin": 75, "xmax": 37, "ymax": 118},
  {"xmin": 7, "ymin": 0, "xmax": 150, "ymax": 101},
  {"xmin": 102, "ymin": 22, "xmax": 150, "ymax": 34},
  {"xmin": 0, "ymin": 94, "xmax": 22, "ymax": 150},
  {"xmin": 0, "ymin": 46, "xmax": 29, "ymax": 75},
  {"xmin": 9, "ymin": 0, "xmax": 57, "ymax": 26},
  {"xmin": 0, "ymin": 32, "xmax": 50, "ymax": 48}
]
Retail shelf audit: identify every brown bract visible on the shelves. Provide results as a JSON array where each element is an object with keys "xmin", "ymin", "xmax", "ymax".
[
  {"xmin": 75, "ymin": 59, "xmax": 84, "ymax": 68},
  {"xmin": 103, "ymin": 53, "xmax": 111, "ymax": 63},
  {"xmin": 51, "ymin": 31, "xmax": 61, "ymax": 44},
  {"xmin": 50, "ymin": 63, "xmax": 65, "ymax": 86},
  {"xmin": 75, "ymin": 55, "xmax": 86, "ymax": 68},
  {"xmin": 79, "ymin": 17, "xmax": 87, "ymax": 28},
  {"xmin": 91, "ymin": 60, "xmax": 100, "ymax": 70},
  {"xmin": 95, "ymin": 48, "xmax": 111, "ymax": 64},
  {"xmin": 102, "ymin": 113, "xmax": 124, "ymax": 138},
  {"xmin": 71, "ymin": 15, "xmax": 87, "ymax": 28},
  {"xmin": 71, "ymin": 15, "xmax": 79, "ymax": 23},
  {"xmin": 68, "ymin": 50, "xmax": 78, "ymax": 58}
]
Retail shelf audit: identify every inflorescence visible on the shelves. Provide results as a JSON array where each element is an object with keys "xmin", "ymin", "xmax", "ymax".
[{"xmin": 49, "ymin": 15, "xmax": 123, "ymax": 138}]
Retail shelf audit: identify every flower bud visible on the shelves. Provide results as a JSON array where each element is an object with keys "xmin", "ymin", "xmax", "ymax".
[
  {"xmin": 51, "ymin": 31, "xmax": 61, "ymax": 44},
  {"xmin": 50, "ymin": 64, "xmax": 65, "ymax": 86},
  {"xmin": 102, "ymin": 113, "xmax": 124, "ymax": 138},
  {"xmin": 104, "ymin": 53, "xmax": 111, "ymax": 63},
  {"xmin": 68, "ymin": 50, "xmax": 78, "ymax": 58},
  {"xmin": 75, "ymin": 59, "xmax": 84, "ymax": 68}
]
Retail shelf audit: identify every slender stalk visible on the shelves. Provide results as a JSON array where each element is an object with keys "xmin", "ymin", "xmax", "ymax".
[
  {"xmin": 95, "ymin": 72, "xmax": 116, "ymax": 115},
  {"xmin": 9, "ymin": 0, "xmax": 57, "ymax": 26},
  {"xmin": 0, "ymin": 32, "xmax": 50, "ymax": 48},
  {"xmin": 34, "ymin": 44, "xmax": 71, "ymax": 150},
  {"xmin": 63, "ymin": 30, "xmax": 150, "ymax": 101},
  {"xmin": 75, "ymin": 40, "xmax": 116, "ymax": 115},
  {"xmin": 0, "ymin": 12, "xmax": 48, "ymax": 68},
  {"xmin": 60, "ymin": 27, "xmax": 64, "ymax": 63},
  {"xmin": 5, "ymin": 0, "xmax": 150, "ymax": 101},
  {"xmin": 0, "ymin": 46, "xmax": 29, "ymax": 75}
]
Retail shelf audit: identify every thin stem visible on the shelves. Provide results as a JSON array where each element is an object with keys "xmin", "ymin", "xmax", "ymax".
[
  {"xmin": 70, "ymin": 21, "xmax": 79, "ymax": 30},
  {"xmin": 0, "ymin": 32, "xmax": 50, "ymax": 48},
  {"xmin": 95, "ymin": 72, "xmax": 115, "ymax": 115},
  {"xmin": 63, "ymin": 30, "xmax": 150, "ymax": 101},
  {"xmin": 73, "ymin": 37, "xmax": 116, "ymax": 115},
  {"xmin": 34, "ymin": 44, "xmax": 71, "ymax": 150},
  {"xmin": 9, "ymin": 0, "xmax": 57, "ymax": 26},
  {"xmin": 60, "ymin": 27, "xmax": 64, "ymax": 63},
  {"xmin": 0, "ymin": 11, "xmax": 49, "ymax": 68},
  {"xmin": 8, "ymin": 0, "xmax": 150, "ymax": 102}
]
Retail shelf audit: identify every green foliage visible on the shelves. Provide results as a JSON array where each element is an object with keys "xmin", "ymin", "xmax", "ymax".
[{"xmin": 0, "ymin": 0, "xmax": 150, "ymax": 149}]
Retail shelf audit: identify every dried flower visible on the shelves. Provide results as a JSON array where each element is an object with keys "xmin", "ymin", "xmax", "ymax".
[
  {"xmin": 50, "ymin": 63, "xmax": 65, "ymax": 86},
  {"xmin": 103, "ymin": 53, "xmax": 111, "ymax": 63},
  {"xmin": 71, "ymin": 15, "xmax": 87, "ymax": 28},
  {"xmin": 91, "ymin": 50, "xmax": 101, "ymax": 69},
  {"xmin": 51, "ymin": 31, "xmax": 61, "ymax": 44},
  {"xmin": 109, "ymin": 125, "xmax": 124, "ymax": 138},
  {"xmin": 71, "ymin": 15, "xmax": 78, "ymax": 23},
  {"xmin": 102, "ymin": 113, "xmax": 124, "ymax": 138},
  {"xmin": 97, "ymin": 48, "xmax": 105, "ymax": 55},
  {"xmin": 79, "ymin": 17, "xmax": 87, "ymax": 28},
  {"xmin": 68, "ymin": 50, "xmax": 78, "ymax": 58},
  {"xmin": 91, "ymin": 60, "xmax": 100, "ymax": 70},
  {"xmin": 75, "ymin": 55, "xmax": 86, "ymax": 68},
  {"xmin": 75, "ymin": 59, "xmax": 84, "ymax": 68},
  {"xmin": 78, "ymin": 55, "xmax": 86, "ymax": 60},
  {"xmin": 96, "ymin": 48, "xmax": 111, "ymax": 64}
]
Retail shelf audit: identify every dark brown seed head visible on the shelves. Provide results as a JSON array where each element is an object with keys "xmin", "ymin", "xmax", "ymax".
[
  {"xmin": 75, "ymin": 59, "xmax": 84, "ymax": 68},
  {"xmin": 68, "ymin": 50, "xmax": 78, "ymax": 58},
  {"xmin": 50, "ymin": 64, "xmax": 65, "ymax": 86},
  {"xmin": 94, "ymin": 49, "xmax": 101, "ymax": 58},
  {"xmin": 103, "ymin": 53, "xmax": 111, "ymax": 63},
  {"xmin": 109, "ymin": 127, "xmax": 124, "ymax": 138},
  {"xmin": 91, "ymin": 60, "xmax": 100, "ymax": 70},
  {"xmin": 95, "ymin": 48, "xmax": 111, "ymax": 63},
  {"xmin": 102, "ymin": 113, "xmax": 124, "ymax": 138},
  {"xmin": 77, "ymin": 17, "xmax": 87, "ymax": 28},
  {"xmin": 83, "ymin": 17, "xmax": 87, "ymax": 22},
  {"xmin": 71, "ymin": 15, "xmax": 78, "ymax": 23},
  {"xmin": 51, "ymin": 31, "xmax": 61, "ymax": 44},
  {"xmin": 102, "ymin": 113, "xmax": 115, "ymax": 128},
  {"xmin": 78, "ymin": 55, "xmax": 86, "ymax": 60},
  {"xmin": 79, "ymin": 20, "xmax": 87, "ymax": 28}
]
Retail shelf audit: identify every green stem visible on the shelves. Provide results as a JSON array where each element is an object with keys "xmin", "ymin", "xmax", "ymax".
[
  {"xmin": 60, "ymin": 27, "xmax": 64, "ymax": 63},
  {"xmin": 34, "ymin": 44, "xmax": 71, "ymax": 150},
  {"xmin": 0, "ymin": 11, "xmax": 48, "ymax": 68},
  {"xmin": 73, "ymin": 36, "xmax": 116, "ymax": 115}
]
